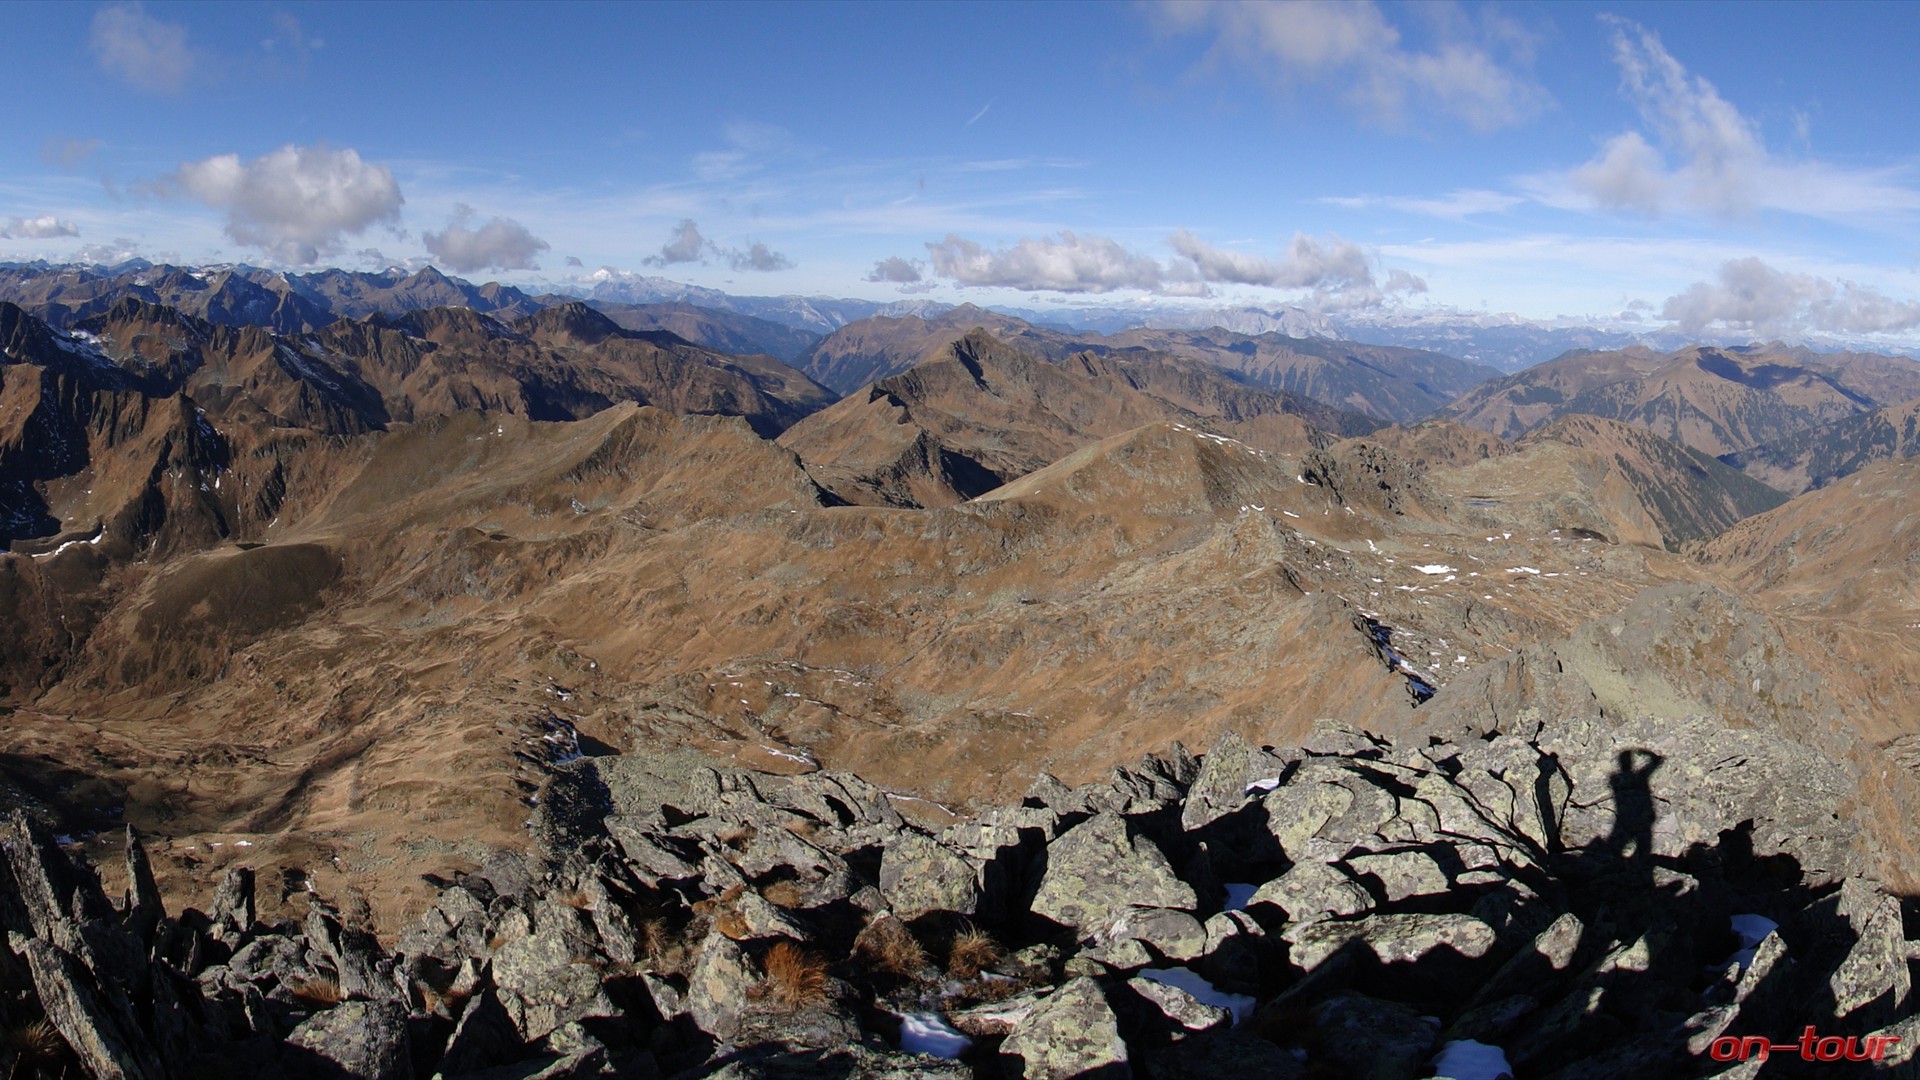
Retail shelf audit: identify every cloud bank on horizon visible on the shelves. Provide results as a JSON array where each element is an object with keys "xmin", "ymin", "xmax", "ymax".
[{"xmin": 4, "ymin": 1, "xmax": 1920, "ymax": 344}]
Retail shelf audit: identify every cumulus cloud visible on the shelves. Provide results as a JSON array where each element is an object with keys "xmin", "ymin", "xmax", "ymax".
[
  {"xmin": 422, "ymin": 204, "xmax": 549, "ymax": 273},
  {"xmin": 171, "ymin": 143, "xmax": 403, "ymax": 264},
  {"xmin": 0, "ymin": 216, "xmax": 81, "ymax": 240},
  {"xmin": 927, "ymin": 232, "xmax": 1168, "ymax": 294},
  {"xmin": 90, "ymin": 2, "xmax": 193, "ymax": 93},
  {"xmin": 1385, "ymin": 268, "xmax": 1428, "ymax": 294},
  {"xmin": 1547, "ymin": 18, "xmax": 1920, "ymax": 220},
  {"xmin": 641, "ymin": 220, "xmax": 791, "ymax": 272},
  {"xmin": 729, "ymin": 242, "xmax": 793, "ymax": 273},
  {"xmin": 71, "ymin": 238, "xmax": 149, "ymax": 266},
  {"xmin": 919, "ymin": 229, "xmax": 1420, "ymax": 305},
  {"xmin": 41, "ymin": 137, "xmax": 101, "ymax": 170},
  {"xmin": 1661, "ymin": 257, "xmax": 1920, "ymax": 335},
  {"xmin": 867, "ymin": 256, "xmax": 924, "ymax": 284},
  {"xmin": 1153, "ymin": 0, "xmax": 1547, "ymax": 132},
  {"xmin": 644, "ymin": 219, "xmax": 709, "ymax": 266},
  {"xmin": 1169, "ymin": 229, "xmax": 1378, "ymax": 290}
]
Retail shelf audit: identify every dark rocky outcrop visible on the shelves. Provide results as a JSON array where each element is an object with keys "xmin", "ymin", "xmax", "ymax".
[{"xmin": 0, "ymin": 711, "xmax": 1914, "ymax": 1078}]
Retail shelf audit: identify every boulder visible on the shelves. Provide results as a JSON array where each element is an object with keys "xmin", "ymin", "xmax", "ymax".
[
  {"xmin": 879, "ymin": 832, "xmax": 982, "ymax": 920},
  {"xmin": 1000, "ymin": 976, "xmax": 1129, "ymax": 1079},
  {"xmin": 1031, "ymin": 813, "xmax": 1196, "ymax": 937},
  {"xmin": 1284, "ymin": 913, "xmax": 1497, "ymax": 971},
  {"xmin": 283, "ymin": 999, "xmax": 410, "ymax": 1080}
]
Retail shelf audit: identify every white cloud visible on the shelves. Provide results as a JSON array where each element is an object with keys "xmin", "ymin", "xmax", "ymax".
[
  {"xmin": 729, "ymin": 242, "xmax": 793, "ymax": 273},
  {"xmin": 171, "ymin": 144, "xmax": 404, "ymax": 264},
  {"xmin": 0, "ymin": 216, "xmax": 80, "ymax": 240},
  {"xmin": 90, "ymin": 2, "xmax": 193, "ymax": 93},
  {"xmin": 637, "ymin": 219, "xmax": 789, "ymax": 271},
  {"xmin": 1661, "ymin": 257, "xmax": 1920, "ymax": 335},
  {"xmin": 926, "ymin": 232, "xmax": 1168, "ymax": 294},
  {"xmin": 1542, "ymin": 17, "xmax": 1920, "ymax": 220},
  {"xmin": 422, "ymin": 204, "xmax": 549, "ymax": 273},
  {"xmin": 1152, "ymin": 0, "xmax": 1547, "ymax": 132},
  {"xmin": 866, "ymin": 256, "xmax": 924, "ymax": 283},
  {"xmin": 1169, "ymin": 229, "xmax": 1377, "ymax": 290},
  {"xmin": 70, "ymin": 238, "xmax": 149, "ymax": 266},
  {"xmin": 644, "ymin": 219, "xmax": 708, "ymax": 266}
]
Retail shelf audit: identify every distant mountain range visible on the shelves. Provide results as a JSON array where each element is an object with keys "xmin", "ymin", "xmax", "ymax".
[{"xmin": 10, "ymin": 259, "xmax": 1918, "ymax": 375}]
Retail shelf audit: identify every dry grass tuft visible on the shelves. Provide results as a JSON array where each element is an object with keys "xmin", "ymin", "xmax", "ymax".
[
  {"xmin": 288, "ymin": 974, "xmax": 345, "ymax": 1008},
  {"xmin": 713, "ymin": 908, "xmax": 751, "ymax": 941},
  {"xmin": 782, "ymin": 818, "xmax": 820, "ymax": 840},
  {"xmin": 947, "ymin": 922, "xmax": 1003, "ymax": 979},
  {"xmin": 554, "ymin": 887, "xmax": 595, "ymax": 910},
  {"xmin": 760, "ymin": 879, "xmax": 807, "ymax": 909},
  {"xmin": 7, "ymin": 1017, "xmax": 65, "ymax": 1061},
  {"xmin": 758, "ymin": 941, "xmax": 829, "ymax": 1009},
  {"xmin": 853, "ymin": 915, "xmax": 929, "ymax": 979},
  {"xmin": 717, "ymin": 825, "xmax": 757, "ymax": 851}
]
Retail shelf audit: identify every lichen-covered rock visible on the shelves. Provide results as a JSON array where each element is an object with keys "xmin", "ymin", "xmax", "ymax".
[
  {"xmin": 1109, "ymin": 906, "xmax": 1208, "ymax": 961},
  {"xmin": 1000, "ymin": 976, "xmax": 1129, "ymax": 1079},
  {"xmin": 1032, "ymin": 813, "xmax": 1195, "ymax": 937},
  {"xmin": 1284, "ymin": 913, "xmax": 1497, "ymax": 971},
  {"xmin": 879, "ymin": 832, "xmax": 982, "ymax": 920},
  {"xmin": 1126, "ymin": 974, "xmax": 1230, "ymax": 1033},
  {"xmin": 1181, "ymin": 730, "xmax": 1253, "ymax": 832},
  {"xmin": 1346, "ymin": 848, "xmax": 1451, "ymax": 902},
  {"xmin": 283, "ymin": 999, "xmax": 410, "ymax": 1080},
  {"xmin": 1250, "ymin": 861, "xmax": 1372, "ymax": 925},
  {"xmin": 687, "ymin": 931, "xmax": 755, "ymax": 1042}
]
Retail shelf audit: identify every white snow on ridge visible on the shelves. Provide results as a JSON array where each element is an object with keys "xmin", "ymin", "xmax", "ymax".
[{"xmin": 1414, "ymin": 565, "xmax": 1456, "ymax": 575}]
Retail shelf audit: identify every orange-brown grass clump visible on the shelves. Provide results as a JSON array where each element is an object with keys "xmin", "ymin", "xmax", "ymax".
[
  {"xmin": 853, "ymin": 915, "xmax": 929, "ymax": 980},
  {"xmin": 760, "ymin": 879, "xmax": 807, "ymax": 909},
  {"xmin": 7, "ymin": 1017, "xmax": 65, "ymax": 1062},
  {"xmin": 947, "ymin": 922, "xmax": 1003, "ymax": 979},
  {"xmin": 757, "ymin": 941, "xmax": 830, "ymax": 1010},
  {"xmin": 554, "ymin": 887, "xmax": 596, "ymax": 910},
  {"xmin": 288, "ymin": 975, "xmax": 345, "ymax": 1007}
]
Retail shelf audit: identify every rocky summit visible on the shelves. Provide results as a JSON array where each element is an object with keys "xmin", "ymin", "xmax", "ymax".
[{"xmin": 2, "ymin": 713, "xmax": 1913, "ymax": 1079}]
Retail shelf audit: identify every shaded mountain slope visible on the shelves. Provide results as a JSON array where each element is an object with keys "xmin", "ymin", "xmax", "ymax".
[
  {"xmin": 589, "ymin": 300, "xmax": 823, "ymax": 363},
  {"xmin": 778, "ymin": 329, "xmax": 1377, "ymax": 507},
  {"xmin": 1723, "ymin": 396, "xmax": 1920, "ymax": 494},
  {"xmin": 797, "ymin": 306, "xmax": 1499, "ymax": 423},
  {"xmin": 1441, "ymin": 343, "xmax": 1920, "ymax": 457},
  {"xmin": 1521, "ymin": 415, "xmax": 1788, "ymax": 545}
]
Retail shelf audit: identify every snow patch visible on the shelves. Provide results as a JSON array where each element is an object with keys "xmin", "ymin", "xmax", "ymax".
[
  {"xmin": 897, "ymin": 1012, "xmax": 971, "ymax": 1057},
  {"xmin": 1139, "ymin": 968, "xmax": 1256, "ymax": 1025},
  {"xmin": 1431, "ymin": 1039, "xmax": 1513, "ymax": 1080},
  {"xmin": 1244, "ymin": 776, "xmax": 1280, "ymax": 793},
  {"xmin": 1414, "ymin": 564, "xmax": 1455, "ymax": 575},
  {"xmin": 1222, "ymin": 883, "xmax": 1257, "ymax": 912}
]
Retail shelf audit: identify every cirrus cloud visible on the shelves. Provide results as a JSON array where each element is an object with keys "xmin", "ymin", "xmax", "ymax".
[
  {"xmin": 1151, "ymin": 0, "xmax": 1548, "ymax": 132},
  {"xmin": 90, "ymin": 1, "xmax": 193, "ymax": 93},
  {"xmin": 170, "ymin": 143, "xmax": 403, "ymax": 264},
  {"xmin": 1539, "ymin": 17, "xmax": 1920, "ymax": 221}
]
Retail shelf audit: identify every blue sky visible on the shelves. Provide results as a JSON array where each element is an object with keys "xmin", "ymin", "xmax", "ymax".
[{"xmin": 6, "ymin": 1, "xmax": 1920, "ymax": 338}]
